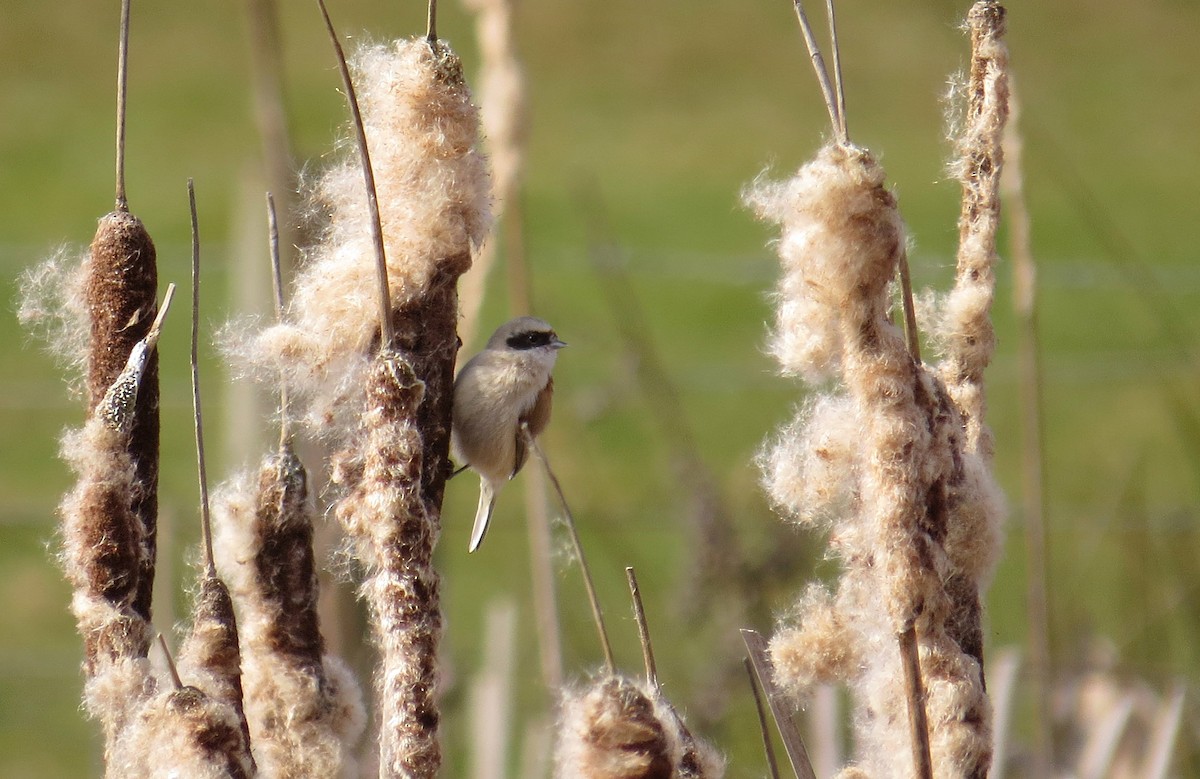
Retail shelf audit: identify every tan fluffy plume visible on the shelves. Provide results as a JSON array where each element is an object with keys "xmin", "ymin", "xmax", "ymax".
[
  {"xmin": 747, "ymin": 3, "xmax": 1010, "ymax": 775},
  {"xmin": 229, "ymin": 38, "xmax": 491, "ymax": 437}
]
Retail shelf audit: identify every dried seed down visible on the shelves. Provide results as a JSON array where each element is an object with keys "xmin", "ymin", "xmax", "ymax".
[
  {"xmin": 942, "ymin": 0, "xmax": 1009, "ymax": 460},
  {"xmin": 232, "ymin": 38, "xmax": 490, "ymax": 437},
  {"xmin": 59, "ymin": 325, "xmax": 166, "ymax": 758},
  {"xmin": 554, "ymin": 675, "xmax": 724, "ymax": 779},
  {"xmin": 751, "ymin": 135, "xmax": 999, "ymax": 778},
  {"xmin": 332, "ymin": 354, "xmax": 442, "ymax": 778},
  {"xmin": 213, "ymin": 448, "xmax": 365, "ymax": 777},
  {"xmin": 112, "ymin": 686, "xmax": 255, "ymax": 779}
]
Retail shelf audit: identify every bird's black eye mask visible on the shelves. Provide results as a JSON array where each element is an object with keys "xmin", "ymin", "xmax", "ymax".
[{"xmin": 506, "ymin": 330, "xmax": 555, "ymax": 350}]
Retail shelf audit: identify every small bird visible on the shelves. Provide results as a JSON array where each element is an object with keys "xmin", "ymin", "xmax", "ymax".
[{"xmin": 452, "ymin": 316, "xmax": 566, "ymax": 552}]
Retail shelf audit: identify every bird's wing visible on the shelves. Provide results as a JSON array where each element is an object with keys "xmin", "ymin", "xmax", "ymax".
[{"xmin": 512, "ymin": 377, "xmax": 554, "ymax": 478}]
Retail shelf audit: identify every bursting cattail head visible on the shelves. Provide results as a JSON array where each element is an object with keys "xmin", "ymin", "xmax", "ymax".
[
  {"xmin": 231, "ymin": 37, "xmax": 491, "ymax": 434},
  {"xmin": 745, "ymin": 144, "xmax": 905, "ymax": 381},
  {"xmin": 555, "ymin": 675, "xmax": 724, "ymax": 779}
]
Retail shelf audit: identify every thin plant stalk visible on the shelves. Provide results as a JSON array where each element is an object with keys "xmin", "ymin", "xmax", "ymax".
[
  {"xmin": 624, "ymin": 567, "xmax": 657, "ymax": 688},
  {"xmin": 265, "ymin": 192, "xmax": 292, "ymax": 448},
  {"xmin": 524, "ymin": 428, "xmax": 615, "ymax": 674},
  {"xmin": 823, "ymin": 0, "xmax": 848, "ymax": 140},
  {"xmin": 114, "ymin": 0, "xmax": 131, "ymax": 211},
  {"xmin": 899, "ymin": 625, "xmax": 934, "ymax": 779},
  {"xmin": 157, "ymin": 633, "xmax": 184, "ymax": 690},
  {"xmin": 741, "ymin": 629, "xmax": 817, "ymax": 779},
  {"xmin": 791, "ymin": 0, "xmax": 845, "ymax": 145},
  {"xmin": 896, "ymin": 240, "xmax": 933, "ymax": 779},
  {"xmin": 744, "ymin": 657, "xmax": 782, "ymax": 779},
  {"xmin": 188, "ymin": 179, "xmax": 216, "ymax": 576}
]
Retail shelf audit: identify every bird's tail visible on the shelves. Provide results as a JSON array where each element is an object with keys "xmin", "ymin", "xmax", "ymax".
[{"xmin": 468, "ymin": 480, "xmax": 498, "ymax": 553}]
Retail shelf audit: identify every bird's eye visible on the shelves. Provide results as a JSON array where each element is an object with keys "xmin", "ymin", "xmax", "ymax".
[{"xmin": 507, "ymin": 330, "xmax": 552, "ymax": 350}]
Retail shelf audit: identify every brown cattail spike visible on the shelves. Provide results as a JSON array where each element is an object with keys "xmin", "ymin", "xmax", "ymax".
[{"xmin": 85, "ymin": 212, "xmax": 159, "ymax": 625}]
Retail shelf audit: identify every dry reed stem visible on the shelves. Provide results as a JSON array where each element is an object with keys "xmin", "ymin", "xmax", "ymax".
[
  {"xmin": 743, "ymin": 658, "xmax": 781, "ymax": 779},
  {"xmin": 525, "ymin": 429, "xmax": 616, "ymax": 674},
  {"xmin": 742, "ymin": 629, "xmax": 817, "ymax": 779},
  {"xmin": 469, "ymin": 599, "xmax": 518, "ymax": 779},
  {"xmin": 625, "ymin": 567, "xmax": 657, "ymax": 689},
  {"xmin": 243, "ymin": 0, "xmax": 299, "ymax": 279},
  {"xmin": 213, "ymin": 448, "xmax": 366, "ymax": 777},
  {"xmin": 1001, "ymin": 77, "xmax": 1053, "ymax": 777},
  {"xmin": 986, "ymin": 647, "xmax": 1020, "ymax": 777}
]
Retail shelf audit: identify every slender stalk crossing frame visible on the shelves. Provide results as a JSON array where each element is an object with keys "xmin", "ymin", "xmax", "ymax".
[
  {"xmin": 114, "ymin": 0, "xmax": 131, "ymax": 211},
  {"xmin": 524, "ymin": 427, "xmax": 615, "ymax": 674},
  {"xmin": 188, "ymin": 179, "xmax": 216, "ymax": 577}
]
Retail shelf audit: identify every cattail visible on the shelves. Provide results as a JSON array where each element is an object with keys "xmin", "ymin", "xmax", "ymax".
[
  {"xmin": 941, "ymin": 1, "xmax": 1009, "ymax": 461},
  {"xmin": 85, "ymin": 0, "xmax": 161, "ymax": 626},
  {"xmin": 111, "ymin": 685, "xmax": 255, "ymax": 779},
  {"xmin": 176, "ymin": 577, "xmax": 254, "ymax": 766},
  {"xmin": 172, "ymin": 179, "xmax": 254, "ymax": 769},
  {"xmin": 232, "ymin": 37, "xmax": 490, "ymax": 435},
  {"xmin": 275, "ymin": 7, "xmax": 488, "ymax": 774},
  {"xmin": 747, "ymin": 3, "xmax": 1009, "ymax": 776},
  {"xmin": 555, "ymin": 676, "xmax": 724, "ymax": 779},
  {"xmin": 332, "ymin": 354, "xmax": 443, "ymax": 776},
  {"xmin": 58, "ymin": 286, "xmax": 173, "ymax": 761},
  {"xmin": 212, "ymin": 449, "xmax": 366, "ymax": 777}
]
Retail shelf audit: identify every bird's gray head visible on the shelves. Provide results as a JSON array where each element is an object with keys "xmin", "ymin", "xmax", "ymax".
[{"xmin": 485, "ymin": 316, "xmax": 567, "ymax": 353}]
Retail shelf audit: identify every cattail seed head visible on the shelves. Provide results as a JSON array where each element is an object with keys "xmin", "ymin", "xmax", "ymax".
[
  {"xmin": 555, "ymin": 675, "xmax": 724, "ymax": 779},
  {"xmin": 231, "ymin": 38, "xmax": 491, "ymax": 436}
]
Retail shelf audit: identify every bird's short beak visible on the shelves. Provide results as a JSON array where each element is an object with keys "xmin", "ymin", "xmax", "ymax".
[{"xmin": 552, "ymin": 338, "xmax": 567, "ymax": 349}]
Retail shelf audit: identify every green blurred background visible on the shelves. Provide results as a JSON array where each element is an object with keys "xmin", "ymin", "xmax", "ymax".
[{"xmin": 2, "ymin": 0, "xmax": 1198, "ymax": 775}]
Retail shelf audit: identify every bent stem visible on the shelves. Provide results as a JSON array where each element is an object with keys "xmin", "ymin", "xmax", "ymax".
[{"xmin": 523, "ymin": 426, "xmax": 615, "ymax": 674}]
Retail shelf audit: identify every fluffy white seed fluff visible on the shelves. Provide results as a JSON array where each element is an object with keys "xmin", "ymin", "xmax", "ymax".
[{"xmin": 230, "ymin": 38, "xmax": 491, "ymax": 434}]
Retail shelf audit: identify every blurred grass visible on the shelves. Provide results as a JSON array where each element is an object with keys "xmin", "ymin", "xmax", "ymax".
[{"xmin": 2, "ymin": 0, "xmax": 1199, "ymax": 775}]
